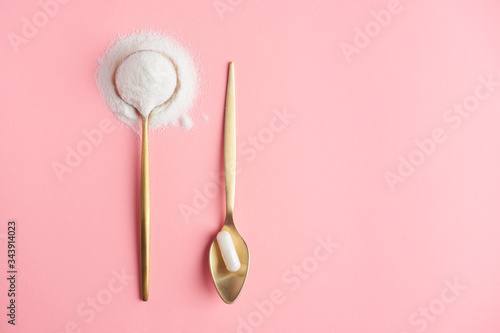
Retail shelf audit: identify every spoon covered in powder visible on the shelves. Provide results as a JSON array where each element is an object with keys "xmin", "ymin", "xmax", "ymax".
[{"xmin": 115, "ymin": 50, "xmax": 177, "ymax": 301}]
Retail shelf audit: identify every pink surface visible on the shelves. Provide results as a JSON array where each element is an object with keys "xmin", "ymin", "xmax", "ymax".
[{"xmin": 1, "ymin": 0, "xmax": 500, "ymax": 332}]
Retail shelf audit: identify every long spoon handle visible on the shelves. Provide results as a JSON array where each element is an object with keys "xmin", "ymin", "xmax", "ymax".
[
  {"xmin": 224, "ymin": 62, "xmax": 236, "ymax": 218},
  {"xmin": 141, "ymin": 115, "xmax": 151, "ymax": 301}
]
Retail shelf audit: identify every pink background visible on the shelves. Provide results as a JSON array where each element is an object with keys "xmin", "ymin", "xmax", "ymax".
[{"xmin": 1, "ymin": 0, "xmax": 500, "ymax": 332}]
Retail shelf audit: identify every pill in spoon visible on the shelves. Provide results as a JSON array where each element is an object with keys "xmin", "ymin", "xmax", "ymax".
[{"xmin": 217, "ymin": 230, "xmax": 241, "ymax": 272}]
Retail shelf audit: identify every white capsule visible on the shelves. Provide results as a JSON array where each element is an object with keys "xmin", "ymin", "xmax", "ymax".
[{"xmin": 217, "ymin": 231, "xmax": 241, "ymax": 272}]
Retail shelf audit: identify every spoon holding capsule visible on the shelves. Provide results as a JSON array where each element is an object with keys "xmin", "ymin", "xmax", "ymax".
[{"xmin": 209, "ymin": 62, "xmax": 250, "ymax": 304}]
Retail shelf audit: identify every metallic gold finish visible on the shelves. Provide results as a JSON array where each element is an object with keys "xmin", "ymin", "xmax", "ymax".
[
  {"xmin": 209, "ymin": 62, "xmax": 250, "ymax": 304},
  {"xmin": 141, "ymin": 114, "xmax": 151, "ymax": 302},
  {"xmin": 114, "ymin": 50, "xmax": 179, "ymax": 302}
]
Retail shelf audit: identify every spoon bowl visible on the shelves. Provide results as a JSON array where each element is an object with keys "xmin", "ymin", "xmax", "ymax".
[
  {"xmin": 209, "ymin": 216, "xmax": 249, "ymax": 303},
  {"xmin": 115, "ymin": 50, "xmax": 177, "ymax": 117}
]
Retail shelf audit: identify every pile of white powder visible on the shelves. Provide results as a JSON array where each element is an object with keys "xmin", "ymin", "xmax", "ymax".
[
  {"xmin": 115, "ymin": 50, "xmax": 178, "ymax": 117},
  {"xmin": 96, "ymin": 31, "xmax": 198, "ymax": 132}
]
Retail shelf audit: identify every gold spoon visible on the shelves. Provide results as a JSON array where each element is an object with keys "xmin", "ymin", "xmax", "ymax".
[
  {"xmin": 115, "ymin": 50, "xmax": 177, "ymax": 301},
  {"xmin": 140, "ymin": 113, "xmax": 151, "ymax": 302},
  {"xmin": 209, "ymin": 62, "xmax": 250, "ymax": 304}
]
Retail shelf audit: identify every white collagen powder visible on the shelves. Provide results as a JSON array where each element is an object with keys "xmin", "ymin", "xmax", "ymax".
[
  {"xmin": 96, "ymin": 32, "xmax": 198, "ymax": 131},
  {"xmin": 115, "ymin": 50, "xmax": 177, "ymax": 117}
]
